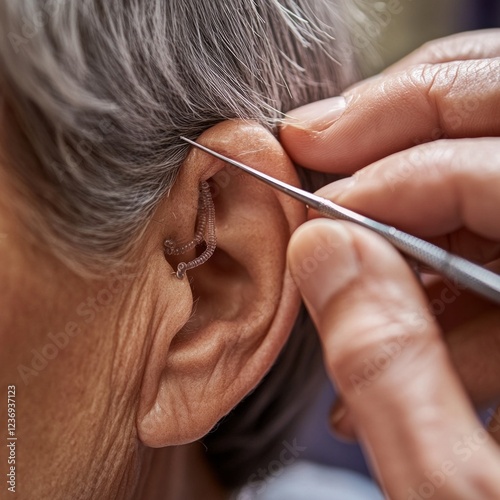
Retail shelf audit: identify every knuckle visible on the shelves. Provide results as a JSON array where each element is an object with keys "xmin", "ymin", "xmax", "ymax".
[
  {"xmin": 404, "ymin": 60, "xmax": 499, "ymax": 135},
  {"xmin": 409, "ymin": 62, "xmax": 461, "ymax": 103}
]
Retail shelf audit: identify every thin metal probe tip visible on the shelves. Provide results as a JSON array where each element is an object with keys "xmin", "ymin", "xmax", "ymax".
[
  {"xmin": 180, "ymin": 136, "xmax": 274, "ymax": 180},
  {"xmin": 180, "ymin": 136, "xmax": 324, "ymax": 209}
]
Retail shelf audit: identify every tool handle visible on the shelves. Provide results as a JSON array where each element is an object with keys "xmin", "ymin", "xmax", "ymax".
[
  {"xmin": 317, "ymin": 200, "xmax": 500, "ymax": 305},
  {"xmin": 385, "ymin": 229, "xmax": 500, "ymax": 305}
]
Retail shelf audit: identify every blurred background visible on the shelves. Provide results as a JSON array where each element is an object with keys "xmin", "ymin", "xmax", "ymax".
[{"xmin": 356, "ymin": 0, "xmax": 500, "ymax": 73}]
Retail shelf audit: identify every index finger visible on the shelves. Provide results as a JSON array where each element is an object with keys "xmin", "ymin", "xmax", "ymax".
[
  {"xmin": 385, "ymin": 29, "xmax": 500, "ymax": 74},
  {"xmin": 280, "ymin": 58, "xmax": 500, "ymax": 174}
]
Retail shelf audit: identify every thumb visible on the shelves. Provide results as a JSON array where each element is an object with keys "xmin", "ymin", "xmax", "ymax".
[{"xmin": 287, "ymin": 219, "xmax": 500, "ymax": 499}]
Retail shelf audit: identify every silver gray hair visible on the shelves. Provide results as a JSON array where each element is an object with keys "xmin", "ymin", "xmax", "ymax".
[{"xmin": 0, "ymin": 0, "xmax": 358, "ymax": 273}]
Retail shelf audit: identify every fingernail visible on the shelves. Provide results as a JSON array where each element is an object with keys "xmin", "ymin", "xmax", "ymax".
[
  {"xmin": 316, "ymin": 176, "xmax": 357, "ymax": 201},
  {"xmin": 284, "ymin": 96, "xmax": 346, "ymax": 132},
  {"xmin": 288, "ymin": 220, "xmax": 359, "ymax": 317}
]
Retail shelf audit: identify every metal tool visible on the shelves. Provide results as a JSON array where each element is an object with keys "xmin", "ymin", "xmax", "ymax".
[{"xmin": 180, "ymin": 136, "xmax": 500, "ymax": 305}]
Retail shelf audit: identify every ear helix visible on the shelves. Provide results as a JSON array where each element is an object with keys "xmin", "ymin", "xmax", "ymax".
[{"xmin": 164, "ymin": 181, "xmax": 217, "ymax": 279}]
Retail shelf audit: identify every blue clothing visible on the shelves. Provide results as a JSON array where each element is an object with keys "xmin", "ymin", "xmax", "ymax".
[
  {"xmin": 295, "ymin": 380, "xmax": 371, "ymax": 477},
  {"xmin": 234, "ymin": 461, "xmax": 383, "ymax": 500}
]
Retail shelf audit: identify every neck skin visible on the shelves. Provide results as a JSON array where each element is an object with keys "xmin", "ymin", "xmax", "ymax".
[
  {"xmin": 71, "ymin": 431, "xmax": 227, "ymax": 499},
  {"xmin": 135, "ymin": 444, "xmax": 227, "ymax": 500}
]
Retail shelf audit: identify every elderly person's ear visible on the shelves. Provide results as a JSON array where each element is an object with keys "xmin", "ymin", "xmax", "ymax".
[{"xmin": 136, "ymin": 121, "xmax": 306, "ymax": 447}]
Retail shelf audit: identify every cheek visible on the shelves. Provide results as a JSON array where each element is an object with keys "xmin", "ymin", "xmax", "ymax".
[
  {"xmin": 0, "ymin": 236, "xmax": 44, "ymax": 362},
  {"xmin": 0, "ymin": 229, "xmax": 64, "ymax": 357},
  {"xmin": 0, "ymin": 221, "xmax": 110, "ymax": 400},
  {"xmin": 0, "ymin": 236, "xmax": 133, "ymax": 491}
]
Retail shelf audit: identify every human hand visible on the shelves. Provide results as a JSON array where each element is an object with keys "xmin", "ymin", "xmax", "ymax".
[{"xmin": 283, "ymin": 30, "xmax": 500, "ymax": 499}]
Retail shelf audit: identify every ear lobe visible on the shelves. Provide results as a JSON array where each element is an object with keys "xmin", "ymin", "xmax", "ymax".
[{"xmin": 137, "ymin": 121, "xmax": 307, "ymax": 447}]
